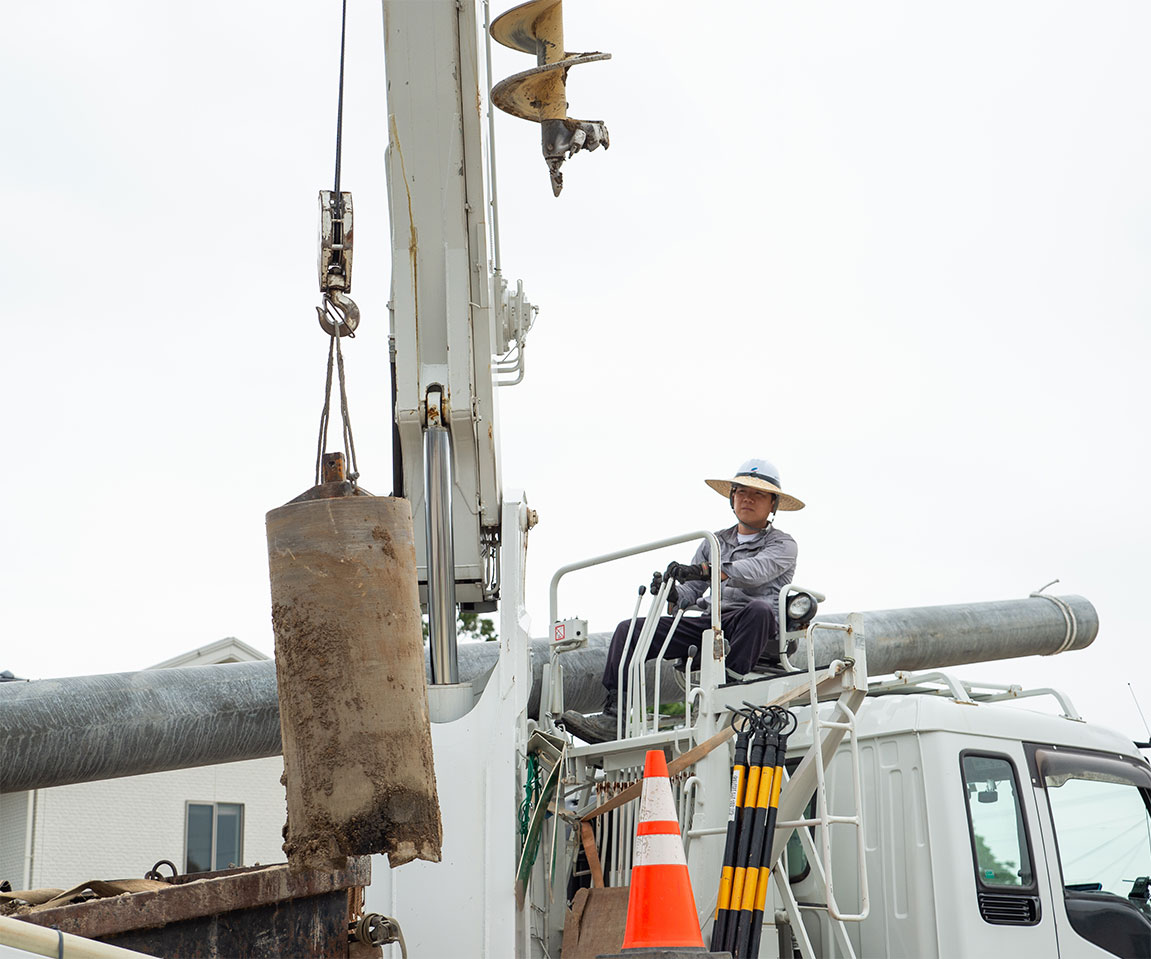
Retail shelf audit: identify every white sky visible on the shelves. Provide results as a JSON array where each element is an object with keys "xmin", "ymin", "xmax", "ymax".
[{"xmin": 1, "ymin": 2, "xmax": 1148, "ymax": 737}]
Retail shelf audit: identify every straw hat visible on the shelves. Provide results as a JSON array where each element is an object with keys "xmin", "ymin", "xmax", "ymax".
[{"xmin": 705, "ymin": 458, "xmax": 805, "ymax": 512}]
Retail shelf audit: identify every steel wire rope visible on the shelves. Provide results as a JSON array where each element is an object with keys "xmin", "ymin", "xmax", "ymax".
[
  {"xmin": 335, "ymin": 327, "xmax": 359, "ymax": 479},
  {"xmin": 333, "ymin": 0, "xmax": 347, "ymax": 200},
  {"xmin": 314, "ymin": 329, "xmax": 361, "ymax": 486},
  {"xmin": 312, "ymin": 0, "xmax": 361, "ymax": 487}
]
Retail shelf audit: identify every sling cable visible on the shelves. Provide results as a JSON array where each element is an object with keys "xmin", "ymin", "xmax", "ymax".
[
  {"xmin": 711, "ymin": 704, "xmax": 796, "ymax": 958},
  {"xmin": 263, "ymin": 0, "xmax": 443, "ymax": 874},
  {"xmin": 313, "ymin": 0, "xmax": 362, "ymax": 493}
]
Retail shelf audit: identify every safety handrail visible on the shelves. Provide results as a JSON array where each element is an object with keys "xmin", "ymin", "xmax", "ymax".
[
  {"xmin": 548, "ymin": 530, "xmax": 723, "ymax": 635},
  {"xmin": 547, "ymin": 530, "xmax": 724, "ymax": 729}
]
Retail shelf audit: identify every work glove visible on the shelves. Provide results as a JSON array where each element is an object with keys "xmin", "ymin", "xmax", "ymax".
[{"xmin": 667, "ymin": 562, "xmax": 708, "ymax": 583}]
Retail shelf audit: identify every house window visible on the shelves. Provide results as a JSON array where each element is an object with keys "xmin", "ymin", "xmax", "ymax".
[{"xmin": 185, "ymin": 802, "xmax": 244, "ymax": 874}]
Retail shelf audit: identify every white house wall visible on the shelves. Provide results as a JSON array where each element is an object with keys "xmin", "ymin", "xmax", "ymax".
[
  {"xmin": 0, "ymin": 792, "xmax": 29, "ymax": 887},
  {"xmin": 0, "ymin": 640, "xmax": 290, "ymax": 892},
  {"xmin": 5, "ymin": 757, "xmax": 286, "ymax": 890}
]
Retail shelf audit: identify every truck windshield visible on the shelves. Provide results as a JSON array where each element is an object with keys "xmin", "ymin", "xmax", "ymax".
[{"xmin": 1035, "ymin": 748, "xmax": 1151, "ymax": 897}]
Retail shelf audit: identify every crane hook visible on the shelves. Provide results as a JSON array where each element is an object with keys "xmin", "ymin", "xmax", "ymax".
[{"xmin": 316, "ymin": 289, "xmax": 360, "ymax": 337}]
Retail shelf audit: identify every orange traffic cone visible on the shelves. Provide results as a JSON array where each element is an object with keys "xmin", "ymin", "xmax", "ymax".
[{"xmin": 621, "ymin": 749, "xmax": 706, "ymax": 951}]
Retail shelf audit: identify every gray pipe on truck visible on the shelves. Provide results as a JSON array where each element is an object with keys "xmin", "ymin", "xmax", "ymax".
[
  {"xmin": 0, "ymin": 595, "xmax": 1097, "ymax": 793},
  {"xmin": 795, "ymin": 593, "xmax": 1098, "ymax": 674}
]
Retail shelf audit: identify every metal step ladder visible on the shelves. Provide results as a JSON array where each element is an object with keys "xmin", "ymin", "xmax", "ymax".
[{"xmin": 768, "ymin": 619, "xmax": 870, "ymax": 959}]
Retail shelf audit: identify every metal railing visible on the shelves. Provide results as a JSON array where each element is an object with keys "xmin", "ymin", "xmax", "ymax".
[{"xmin": 545, "ymin": 530, "xmax": 724, "ymax": 731}]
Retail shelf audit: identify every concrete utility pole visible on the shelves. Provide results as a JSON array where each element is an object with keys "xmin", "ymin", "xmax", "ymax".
[{"xmin": 1, "ymin": 595, "xmax": 1097, "ymax": 794}]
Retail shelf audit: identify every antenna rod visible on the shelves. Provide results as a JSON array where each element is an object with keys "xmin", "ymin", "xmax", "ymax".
[{"xmin": 1129, "ymin": 683, "xmax": 1151, "ymax": 746}]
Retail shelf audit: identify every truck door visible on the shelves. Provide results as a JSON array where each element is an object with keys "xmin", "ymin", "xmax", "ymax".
[{"xmin": 1025, "ymin": 745, "xmax": 1151, "ymax": 959}]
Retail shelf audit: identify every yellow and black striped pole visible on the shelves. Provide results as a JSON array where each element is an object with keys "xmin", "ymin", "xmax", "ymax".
[
  {"xmin": 722, "ymin": 723, "xmax": 766, "ymax": 955},
  {"xmin": 746, "ymin": 714, "xmax": 792, "ymax": 958},
  {"xmin": 732, "ymin": 722, "xmax": 780, "ymax": 957},
  {"xmin": 711, "ymin": 714, "xmax": 754, "ymax": 951}
]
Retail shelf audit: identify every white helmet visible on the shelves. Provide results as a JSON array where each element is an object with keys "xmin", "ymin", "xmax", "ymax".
[{"xmin": 704, "ymin": 458, "xmax": 805, "ymax": 511}]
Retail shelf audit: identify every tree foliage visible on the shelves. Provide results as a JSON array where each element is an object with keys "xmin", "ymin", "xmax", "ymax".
[
  {"xmin": 459, "ymin": 610, "xmax": 496, "ymax": 641},
  {"xmin": 973, "ymin": 833, "xmax": 1020, "ymax": 886},
  {"xmin": 422, "ymin": 611, "xmax": 497, "ymax": 641}
]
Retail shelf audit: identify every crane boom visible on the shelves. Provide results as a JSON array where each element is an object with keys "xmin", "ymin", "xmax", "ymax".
[{"xmin": 384, "ymin": 0, "xmax": 510, "ymax": 665}]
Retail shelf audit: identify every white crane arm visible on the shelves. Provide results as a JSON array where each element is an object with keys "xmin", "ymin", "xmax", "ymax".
[{"xmin": 384, "ymin": 0, "xmax": 507, "ymax": 615}]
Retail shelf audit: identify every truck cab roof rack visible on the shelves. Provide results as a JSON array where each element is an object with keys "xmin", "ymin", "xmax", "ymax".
[{"xmin": 867, "ymin": 669, "xmax": 1083, "ymax": 721}]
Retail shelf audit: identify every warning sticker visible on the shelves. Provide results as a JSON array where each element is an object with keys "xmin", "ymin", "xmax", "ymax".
[
  {"xmin": 554, "ymin": 623, "xmax": 566, "ymax": 642},
  {"xmin": 728, "ymin": 769, "xmax": 741, "ymax": 819}
]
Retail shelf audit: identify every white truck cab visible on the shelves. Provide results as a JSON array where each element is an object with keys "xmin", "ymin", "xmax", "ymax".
[{"xmin": 786, "ymin": 689, "xmax": 1151, "ymax": 958}]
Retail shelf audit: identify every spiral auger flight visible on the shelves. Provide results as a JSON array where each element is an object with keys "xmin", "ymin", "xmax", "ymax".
[{"xmin": 490, "ymin": 0, "xmax": 610, "ymax": 196}]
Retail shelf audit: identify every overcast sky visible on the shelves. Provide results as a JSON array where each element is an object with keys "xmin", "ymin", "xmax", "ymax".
[{"xmin": 2, "ymin": 2, "xmax": 1148, "ymax": 736}]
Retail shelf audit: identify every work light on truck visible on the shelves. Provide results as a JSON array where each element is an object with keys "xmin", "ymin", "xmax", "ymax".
[{"xmin": 785, "ymin": 589, "xmax": 820, "ymax": 632}]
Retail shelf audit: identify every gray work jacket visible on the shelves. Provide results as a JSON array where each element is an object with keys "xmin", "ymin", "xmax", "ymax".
[{"xmin": 675, "ymin": 525, "xmax": 798, "ymax": 617}]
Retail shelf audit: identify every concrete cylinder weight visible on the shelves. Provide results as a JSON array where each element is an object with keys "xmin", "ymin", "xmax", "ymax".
[{"xmin": 266, "ymin": 495, "xmax": 441, "ymax": 870}]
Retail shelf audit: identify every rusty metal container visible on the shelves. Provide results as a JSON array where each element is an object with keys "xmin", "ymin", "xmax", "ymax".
[
  {"xmin": 266, "ymin": 495, "xmax": 441, "ymax": 870},
  {"xmin": 6, "ymin": 860, "xmax": 372, "ymax": 959}
]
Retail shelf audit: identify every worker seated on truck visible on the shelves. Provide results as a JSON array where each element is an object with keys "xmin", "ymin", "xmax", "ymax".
[{"xmin": 561, "ymin": 458, "xmax": 804, "ymax": 745}]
